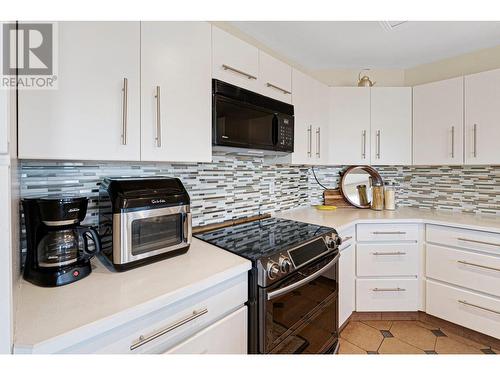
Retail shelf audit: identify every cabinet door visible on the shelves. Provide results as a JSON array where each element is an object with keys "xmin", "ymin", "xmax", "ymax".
[
  {"xmin": 413, "ymin": 77, "xmax": 463, "ymax": 165},
  {"xmin": 18, "ymin": 22, "xmax": 141, "ymax": 161},
  {"xmin": 259, "ymin": 51, "xmax": 292, "ymax": 103},
  {"xmin": 164, "ymin": 307, "xmax": 247, "ymax": 354},
  {"xmin": 371, "ymin": 87, "xmax": 412, "ymax": 165},
  {"xmin": 465, "ymin": 68, "xmax": 500, "ymax": 165},
  {"xmin": 339, "ymin": 243, "xmax": 355, "ymax": 327},
  {"xmin": 141, "ymin": 22, "xmax": 211, "ymax": 163},
  {"xmin": 329, "ymin": 88, "xmax": 371, "ymax": 165},
  {"xmin": 290, "ymin": 69, "xmax": 315, "ymax": 165},
  {"xmin": 212, "ymin": 26, "xmax": 259, "ymax": 92}
]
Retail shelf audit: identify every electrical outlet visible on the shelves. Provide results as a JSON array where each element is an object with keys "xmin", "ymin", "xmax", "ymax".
[{"xmin": 269, "ymin": 180, "xmax": 275, "ymax": 195}]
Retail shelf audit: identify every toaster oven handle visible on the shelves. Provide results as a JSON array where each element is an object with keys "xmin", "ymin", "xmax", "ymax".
[
  {"xmin": 267, "ymin": 252, "xmax": 340, "ymax": 301},
  {"xmin": 183, "ymin": 212, "xmax": 192, "ymax": 242}
]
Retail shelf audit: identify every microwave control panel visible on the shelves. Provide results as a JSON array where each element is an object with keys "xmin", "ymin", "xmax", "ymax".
[{"xmin": 278, "ymin": 118, "xmax": 294, "ymax": 150}]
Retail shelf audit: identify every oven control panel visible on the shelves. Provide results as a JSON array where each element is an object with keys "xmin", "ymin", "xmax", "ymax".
[{"xmin": 257, "ymin": 231, "xmax": 340, "ymax": 287}]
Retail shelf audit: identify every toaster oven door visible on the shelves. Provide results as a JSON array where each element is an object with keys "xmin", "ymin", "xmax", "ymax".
[{"xmin": 113, "ymin": 205, "xmax": 192, "ymax": 265}]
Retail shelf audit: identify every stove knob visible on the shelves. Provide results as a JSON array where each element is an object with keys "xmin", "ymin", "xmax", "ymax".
[
  {"xmin": 267, "ymin": 262, "xmax": 280, "ymax": 280},
  {"xmin": 327, "ymin": 235, "xmax": 342, "ymax": 249},
  {"xmin": 278, "ymin": 256, "xmax": 292, "ymax": 274}
]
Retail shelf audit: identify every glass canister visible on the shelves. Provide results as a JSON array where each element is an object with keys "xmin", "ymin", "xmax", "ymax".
[
  {"xmin": 384, "ymin": 182, "xmax": 396, "ymax": 210},
  {"xmin": 371, "ymin": 182, "xmax": 384, "ymax": 211}
]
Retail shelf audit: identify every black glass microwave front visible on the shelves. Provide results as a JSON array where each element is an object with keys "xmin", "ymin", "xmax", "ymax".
[{"xmin": 212, "ymin": 79, "xmax": 294, "ymax": 152}]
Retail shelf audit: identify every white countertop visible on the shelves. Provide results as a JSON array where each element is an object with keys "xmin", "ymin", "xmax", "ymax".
[
  {"xmin": 276, "ymin": 206, "xmax": 500, "ymax": 234},
  {"xmin": 14, "ymin": 238, "xmax": 251, "ymax": 353}
]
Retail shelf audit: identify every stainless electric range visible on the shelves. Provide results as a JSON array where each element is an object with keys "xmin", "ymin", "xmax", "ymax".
[{"xmin": 195, "ymin": 217, "xmax": 341, "ymax": 354}]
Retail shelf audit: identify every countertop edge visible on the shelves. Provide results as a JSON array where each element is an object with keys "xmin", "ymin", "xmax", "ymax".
[{"xmin": 14, "ymin": 260, "xmax": 251, "ymax": 354}]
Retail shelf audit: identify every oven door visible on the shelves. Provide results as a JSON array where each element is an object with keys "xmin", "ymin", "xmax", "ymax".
[
  {"xmin": 259, "ymin": 252, "xmax": 339, "ymax": 354},
  {"xmin": 113, "ymin": 205, "xmax": 192, "ymax": 265}
]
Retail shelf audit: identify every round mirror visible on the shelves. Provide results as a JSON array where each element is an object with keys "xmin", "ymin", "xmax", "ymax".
[{"xmin": 340, "ymin": 166, "xmax": 383, "ymax": 208}]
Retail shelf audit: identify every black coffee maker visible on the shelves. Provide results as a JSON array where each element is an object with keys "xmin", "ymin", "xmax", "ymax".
[{"xmin": 22, "ymin": 196, "xmax": 101, "ymax": 287}]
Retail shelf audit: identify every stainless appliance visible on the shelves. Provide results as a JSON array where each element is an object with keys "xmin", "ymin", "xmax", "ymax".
[
  {"xmin": 195, "ymin": 218, "xmax": 341, "ymax": 354},
  {"xmin": 22, "ymin": 196, "xmax": 100, "ymax": 287},
  {"xmin": 212, "ymin": 79, "xmax": 294, "ymax": 155},
  {"xmin": 98, "ymin": 177, "xmax": 192, "ymax": 271}
]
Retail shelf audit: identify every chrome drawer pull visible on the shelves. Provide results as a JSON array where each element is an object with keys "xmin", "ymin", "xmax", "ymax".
[
  {"xmin": 155, "ymin": 86, "xmax": 162, "ymax": 147},
  {"xmin": 372, "ymin": 251, "xmax": 407, "ymax": 256},
  {"xmin": 457, "ymin": 260, "xmax": 500, "ymax": 273},
  {"xmin": 372, "ymin": 231, "xmax": 407, "ymax": 235},
  {"xmin": 458, "ymin": 300, "xmax": 500, "ymax": 315},
  {"xmin": 457, "ymin": 237, "xmax": 500, "ymax": 247},
  {"xmin": 130, "ymin": 308, "xmax": 208, "ymax": 351},
  {"xmin": 121, "ymin": 77, "xmax": 128, "ymax": 145},
  {"xmin": 342, "ymin": 236, "xmax": 353, "ymax": 242},
  {"xmin": 372, "ymin": 288, "xmax": 406, "ymax": 292},
  {"xmin": 222, "ymin": 64, "xmax": 257, "ymax": 80},
  {"xmin": 266, "ymin": 82, "xmax": 291, "ymax": 95}
]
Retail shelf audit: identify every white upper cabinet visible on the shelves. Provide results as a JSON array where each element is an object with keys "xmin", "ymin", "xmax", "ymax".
[
  {"xmin": 329, "ymin": 88, "xmax": 371, "ymax": 165},
  {"xmin": 258, "ymin": 51, "xmax": 292, "ymax": 103},
  {"xmin": 18, "ymin": 22, "xmax": 141, "ymax": 161},
  {"xmin": 370, "ymin": 87, "xmax": 412, "ymax": 165},
  {"xmin": 140, "ymin": 22, "xmax": 212, "ymax": 163},
  {"xmin": 413, "ymin": 77, "xmax": 464, "ymax": 165},
  {"xmin": 465, "ymin": 68, "xmax": 500, "ymax": 165},
  {"xmin": 313, "ymin": 79, "xmax": 330, "ymax": 165},
  {"xmin": 212, "ymin": 26, "xmax": 259, "ymax": 92}
]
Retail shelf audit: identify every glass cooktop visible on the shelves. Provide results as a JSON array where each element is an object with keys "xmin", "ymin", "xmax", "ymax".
[{"xmin": 194, "ymin": 218, "xmax": 334, "ymax": 261}]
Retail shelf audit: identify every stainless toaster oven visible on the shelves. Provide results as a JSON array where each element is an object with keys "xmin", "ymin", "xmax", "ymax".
[{"xmin": 98, "ymin": 177, "xmax": 192, "ymax": 271}]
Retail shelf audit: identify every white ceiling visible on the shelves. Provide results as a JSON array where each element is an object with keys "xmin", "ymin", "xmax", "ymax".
[{"xmin": 230, "ymin": 21, "xmax": 500, "ymax": 69}]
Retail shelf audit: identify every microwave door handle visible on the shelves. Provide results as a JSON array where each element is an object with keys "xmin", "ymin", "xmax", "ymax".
[
  {"xmin": 272, "ymin": 115, "xmax": 279, "ymax": 146},
  {"xmin": 183, "ymin": 212, "xmax": 192, "ymax": 242},
  {"xmin": 267, "ymin": 253, "xmax": 340, "ymax": 301}
]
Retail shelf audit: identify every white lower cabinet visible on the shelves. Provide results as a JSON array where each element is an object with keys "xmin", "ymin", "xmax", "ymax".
[
  {"xmin": 164, "ymin": 306, "xmax": 247, "ymax": 354},
  {"xmin": 356, "ymin": 279, "xmax": 418, "ymax": 312},
  {"xmin": 427, "ymin": 280, "xmax": 500, "ymax": 339},
  {"xmin": 339, "ymin": 240, "xmax": 355, "ymax": 327}
]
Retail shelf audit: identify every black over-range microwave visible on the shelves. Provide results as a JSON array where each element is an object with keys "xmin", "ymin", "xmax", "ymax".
[{"xmin": 212, "ymin": 79, "xmax": 294, "ymax": 154}]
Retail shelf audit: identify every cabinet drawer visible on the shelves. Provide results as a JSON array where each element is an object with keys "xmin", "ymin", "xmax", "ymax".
[
  {"xmin": 426, "ymin": 280, "xmax": 500, "ymax": 339},
  {"xmin": 60, "ymin": 274, "xmax": 247, "ymax": 354},
  {"xmin": 427, "ymin": 225, "xmax": 500, "ymax": 256},
  {"xmin": 356, "ymin": 279, "xmax": 418, "ymax": 312},
  {"xmin": 426, "ymin": 244, "xmax": 500, "ymax": 297},
  {"xmin": 357, "ymin": 243, "xmax": 419, "ymax": 277},
  {"xmin": 164, "ymin": 306, "xmax": 247, "ymax": 354},
  {"xmin": 339, "ymin": 226, "xmax": 355, "ymax": 252},
  {"xmin": 357, "ymin": 224, "xmax": 419, "ymax": 242}
]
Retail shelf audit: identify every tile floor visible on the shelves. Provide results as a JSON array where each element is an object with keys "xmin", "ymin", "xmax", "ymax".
[{"xmin": 339, "ymin": 320, "xmax": 498, "ymax": 354}]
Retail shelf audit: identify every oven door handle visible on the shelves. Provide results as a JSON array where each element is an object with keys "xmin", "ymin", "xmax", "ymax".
[{"xmin": 267, "ymin": 253, "xmax": 340, "ymax": 301}]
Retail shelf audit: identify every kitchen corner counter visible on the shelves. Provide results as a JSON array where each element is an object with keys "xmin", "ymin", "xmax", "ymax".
[
  {"xmin": 276, "ymin": 206, "xmax": 500, "ymax": 234},
  {"xmin": 14, "ymin": 239, "xmax": 251, "ymax": 354}
]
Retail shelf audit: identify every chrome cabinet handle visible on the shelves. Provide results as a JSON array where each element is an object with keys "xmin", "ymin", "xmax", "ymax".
[
  {"xmin": 473, "ymin": 124, "xmax": 478, "ymax": 157},
  {"xmin": 451, "ymin": 126, "xmax": 455, "ymax": 158},
  {"xmin": 266, "ymin": 82, "xmax": 291, "ymax": 95},
  {"xmin": 121, "ymin": 78, "xmax": 128, "ymax": 145},
  {"xmin": 267, "ymin": 253, "xmax": 340, "ymax": 300},
  {"xmin": 130, "ymin": 308, "xmax": 208, "ymax": 351},
  {"xmin": 316, "ymin": 127, "xmax": 321, "ymax": 158},
  {"xmin": 361, "ymin": 130, "xmax": 367, "ymax": 159},
  {"xmin": 458, "ymin": 300, "xmax": 500, "ymax": 315},
  {"xmin": 372, "ymin": 231, "xmax": 407, "ymax": 235},
  {"xmin": 376, "ymin": 130, "xmax": 381, "ymax": 159},
  {"xmin": 457, "ymin": 237, "xmax": 500, "ymax": 247},
  {"xmin": 372, "ymin": 288, "xmax": 406, "ymax": 292},
  {"xmin": 457, "ymin": 260, "xmax": 500, "ymax": 273},
  {"xmin": 372, "ymin": 251, "xmax": 407, "ymax": 256},
  {"xmin": 342, "ymin": 236, "xmax": 353, "ymax": 242},
  {"xmin": 155, "ymin": 86, "xmax": 161, "ymax": 147},
  {"xmin": 222, "ymin": 64, "xmax": 257, "ymax": 80},
  {"xmin": 307, "ymin": 125, "xmax": 312, "ymax": 157}
]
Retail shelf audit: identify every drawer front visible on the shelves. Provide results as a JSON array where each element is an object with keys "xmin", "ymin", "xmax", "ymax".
[
  {"xmin": 60, "ymin": 274, "xmax": 247, "ymax": 354},
  {"xmin": 357, "ymin": 243, "xmax": 419, "ymax": 277},
  {"xmin": 339, "ymin": 226, "xmax": 355, "ymax": 252},
  {"xmin": 357, "ymin": 224, "xmax": 419, "ymax": 242},
  {"xmin": 426, "ymin": 244, "xmax": 500, "ymax": 297},
  {"xmin": 427, "ymin": 224, "xmax": 500, "ymax": 256},
  {"xmin": 164, "ymin": 306, "xmax": 247, "ymax": 354},
  {"xmin": 356, "ymin": 279, "xmax": 418, "ymax": 312},
  {"xmin": 426, "ymin": 280, "xmax": 500, "ymax": 339}
]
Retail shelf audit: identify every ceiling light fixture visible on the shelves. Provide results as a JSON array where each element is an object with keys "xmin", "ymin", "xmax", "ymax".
[{"xmin": 379, "ymin": 21, "xmax": 408, "ymax": 32}]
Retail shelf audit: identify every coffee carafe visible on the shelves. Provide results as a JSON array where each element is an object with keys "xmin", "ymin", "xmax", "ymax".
[{"xmin": 22, "ymin": 196, "xmax": 101, "ymax": 287}]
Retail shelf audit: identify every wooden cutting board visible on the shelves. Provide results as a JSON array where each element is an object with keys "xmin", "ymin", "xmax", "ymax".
[{"xmin": 323, "ymin": 189, "xmax": 353, "ymax": 208}]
